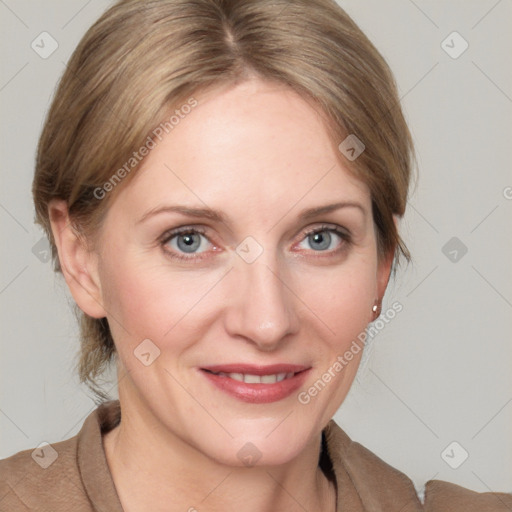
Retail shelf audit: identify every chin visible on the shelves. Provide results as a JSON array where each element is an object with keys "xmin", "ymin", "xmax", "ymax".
[{"xmin": 191, "ymin": 417, "xmax": 318, "ymax": 468}]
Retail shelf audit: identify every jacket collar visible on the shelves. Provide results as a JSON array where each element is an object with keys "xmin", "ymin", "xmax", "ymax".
[
  {"xmin": 78, "ymin": 400, "xmax": 124, "ymax": 511},
  {"xmin": 77, "ymin": 400, "xmax": 421, "ymax": 512}
]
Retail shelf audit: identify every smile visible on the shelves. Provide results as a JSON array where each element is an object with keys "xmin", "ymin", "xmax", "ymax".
[
  {"xmin": 206, "ymin": 371, "xmax": 295, "ymax": 384},
  {"xmin": 200, "ymin": 364, "xmax": 311, "ymax": 403}
]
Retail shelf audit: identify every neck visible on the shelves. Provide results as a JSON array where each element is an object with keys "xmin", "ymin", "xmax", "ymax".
[{"xmin": 103, "ymin": 390, "xmax": 336, "ymax": 512}]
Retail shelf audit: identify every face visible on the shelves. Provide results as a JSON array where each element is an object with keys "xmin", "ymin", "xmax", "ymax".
[{"xmin": 90, "ymin": 78, "xmax": 391, "ymax": 466}]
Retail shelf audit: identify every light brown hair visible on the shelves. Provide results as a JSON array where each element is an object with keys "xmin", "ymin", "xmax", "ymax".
[{"xmin": 33, "ymin": 0, "xmax": 414, "ymax": 400}]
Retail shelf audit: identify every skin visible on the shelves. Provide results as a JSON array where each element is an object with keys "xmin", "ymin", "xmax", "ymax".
[{"xmin": 49, "ymin": 78, "xmax": 393, "ymax": 512}]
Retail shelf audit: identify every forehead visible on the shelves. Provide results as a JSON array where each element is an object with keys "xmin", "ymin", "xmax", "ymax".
[{"xmin": 111, "ymin": 78, "xmax": 370, "ymax": 221}]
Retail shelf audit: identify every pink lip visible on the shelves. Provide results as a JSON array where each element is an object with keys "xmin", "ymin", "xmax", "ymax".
[
  {"xmin": 199, "ymin": 364, "xmax": 311, "ymax": 404},
  {"xmin": 202, "ymin": 363, "xmax": 309, "ymax": 375}
]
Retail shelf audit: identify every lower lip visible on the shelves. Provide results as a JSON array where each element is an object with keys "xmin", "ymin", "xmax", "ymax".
[{"xmin": 200, "ymin": 369, "xmax": 310, "ymax": 404}]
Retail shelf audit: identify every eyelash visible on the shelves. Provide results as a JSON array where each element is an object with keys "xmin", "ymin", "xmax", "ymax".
[{"xmin": 159, "ymin": 224, "xmax": 351, "ymax": 262}]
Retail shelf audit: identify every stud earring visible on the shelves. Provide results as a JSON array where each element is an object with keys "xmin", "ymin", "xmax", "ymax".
[{"xmin": 372, "ymin": 300, "xmax": 381, "ymax": 318}]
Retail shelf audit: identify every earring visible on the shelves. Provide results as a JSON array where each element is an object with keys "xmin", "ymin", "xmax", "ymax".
[{"xmin": 372, "ymin": 300, "xmax": 381, "ymax": 318}]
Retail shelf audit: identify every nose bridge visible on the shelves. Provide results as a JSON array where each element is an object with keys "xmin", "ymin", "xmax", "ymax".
[{"xmin": 226, "ymin": 249, "xmax": 297, "ymax": 348}]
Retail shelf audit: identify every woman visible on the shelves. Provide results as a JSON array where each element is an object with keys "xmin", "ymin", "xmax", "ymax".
[{"xmin": 0, "ymin": 0, "xmax": 510, "ymax": 510}]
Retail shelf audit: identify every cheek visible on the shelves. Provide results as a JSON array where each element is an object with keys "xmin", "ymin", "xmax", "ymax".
[
  {"xmin": 98, "ymin": 252, "xmax": 224, "ymax": 349},
  {"xmin": 294, "ymin": 262, "xmax": 376, "ymax": 423},
  {"xmin": 100, "ymin": 262, "xmax": 162, "ymax": 337},
  {"xmin": 298, "ymin": 260, "xmax": 374, "ymax": 377},
  {"xmin": 297, "ymin": 258, "xmax": 377, "ymax": 343}
]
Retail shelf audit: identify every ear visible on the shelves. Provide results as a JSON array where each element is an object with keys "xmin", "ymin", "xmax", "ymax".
[
  {"xmin": 48, "ymin": 199, "xmax": 106, "ymax": 319},
  {"xmin": 375, "ymin": 214, "xmax": 400, "ymax": 301},
  {"xmin": 376, "ymin": 244, "xmax": 394, "ymax": 301}
]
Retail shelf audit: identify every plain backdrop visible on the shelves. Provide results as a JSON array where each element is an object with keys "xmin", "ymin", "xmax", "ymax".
[{"xmin": 1, "ymin": 0, "xmax": 511, "ymax": 498}]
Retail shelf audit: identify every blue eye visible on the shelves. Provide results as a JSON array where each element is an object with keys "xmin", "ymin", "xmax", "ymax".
[
  {"xmin": 162, "ymin": 228, "xmax": 212, "ymax": 260},
  {"xmin": 307, "ymin": 230, "xmax": 333, "ymax": 251},
  {"xmin": 160, "ymin": 224, "xmax": 350, "ymax": 263},
  {"xmin": 298, "ymin": 226, "xmax": 348, "ymax": 253},
  {"xmin": 174, "ymin": 232, "xmax": 204, "ymax": 253}
]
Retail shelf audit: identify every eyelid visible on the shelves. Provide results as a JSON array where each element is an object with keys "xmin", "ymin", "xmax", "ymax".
[
  {"xmin": 294, "ymin": 222, "xmax": 351, "ymax": 250},
  {"xmin": 159, "ymin": 225, "xmax": 209, "ymax": 243},
  {"xmin": 299, "ymin": 223, "xmax": 351, "ymax": 242}
]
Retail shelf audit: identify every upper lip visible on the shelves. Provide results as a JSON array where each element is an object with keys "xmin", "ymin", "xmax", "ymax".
[{"xmin": 201, "ymin": 364, "xmax": 310, "ymax": 375}]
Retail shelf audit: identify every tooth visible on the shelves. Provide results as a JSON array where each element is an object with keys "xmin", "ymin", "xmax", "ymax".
[
  {"xmin": 228, "ymin": 373, "xmax": 244, "ymax": 382},
  {"xmin": 260, "ymin": 374, "xmax": 278, "ymax": 384},
  {"xmin": 286, "ymin": 372, "xmax": 294, "ymax": 379},
  {"xmin": 218, "ymin": 372, "xmax": 228, "ymax": 377},
  {"xmin": 244, "ymin": 374, "xmax": 262, "ymax": 384},
  {"xmin": 276, "ymin": 373, "xmax": 287, "ymax": 382}
]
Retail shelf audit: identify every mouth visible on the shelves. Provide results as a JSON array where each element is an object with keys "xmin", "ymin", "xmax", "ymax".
[
  {"xmin": 204, "ymin": 371, "xmax": 295, "ymax": 384},
  {"xmin": 199, "ymin": 364, "xmax": 310, "ymax": 403}
]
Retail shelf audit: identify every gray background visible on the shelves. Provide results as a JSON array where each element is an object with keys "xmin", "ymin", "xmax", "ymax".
[{"xmin": 1, "ymin": 0, "xmax": 511, "ymax": 498}]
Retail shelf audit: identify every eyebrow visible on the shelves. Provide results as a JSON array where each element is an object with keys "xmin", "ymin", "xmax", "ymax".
[{"xmin": 136, "ymin": 201, "xmax": 366, "ymax": 225}]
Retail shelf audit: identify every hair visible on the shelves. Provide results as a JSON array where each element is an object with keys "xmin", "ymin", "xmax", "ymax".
[{"xmin": 33, "ymin": 0, "xmax": 415, "ymax": 401}]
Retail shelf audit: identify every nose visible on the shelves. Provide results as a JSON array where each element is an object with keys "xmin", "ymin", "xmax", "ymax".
[{"xmin": 224, "ymin": 254, "xmax": 299, "ymax": 351}]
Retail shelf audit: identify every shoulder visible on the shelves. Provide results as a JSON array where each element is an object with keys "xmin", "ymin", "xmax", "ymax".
[
  {"xmin": 0, "ymin": 434, "xmax": 96, "ymax": 511},
  {"xmin": 423, "ymin": 480, "xmax": 512, "ymax": 511},
  {"xmin": 324, "ymin": 420, "xmax": 423, "ymax": 511},
  {"xmin": 0, "ymin": 404, "xmax": 115, "ymax": 512},
  {"xmin": 0, "ymin": 401, "xmax": 122, "ymax": 512},
  {"xmin": 324, "ymin": 420, "xmax": 512, "ymax": 511}
]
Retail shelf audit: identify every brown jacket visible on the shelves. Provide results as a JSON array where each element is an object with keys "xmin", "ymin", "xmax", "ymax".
[{"xmin": 0, "ymin": 400, "xmax": 510, "ymax": 511}]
